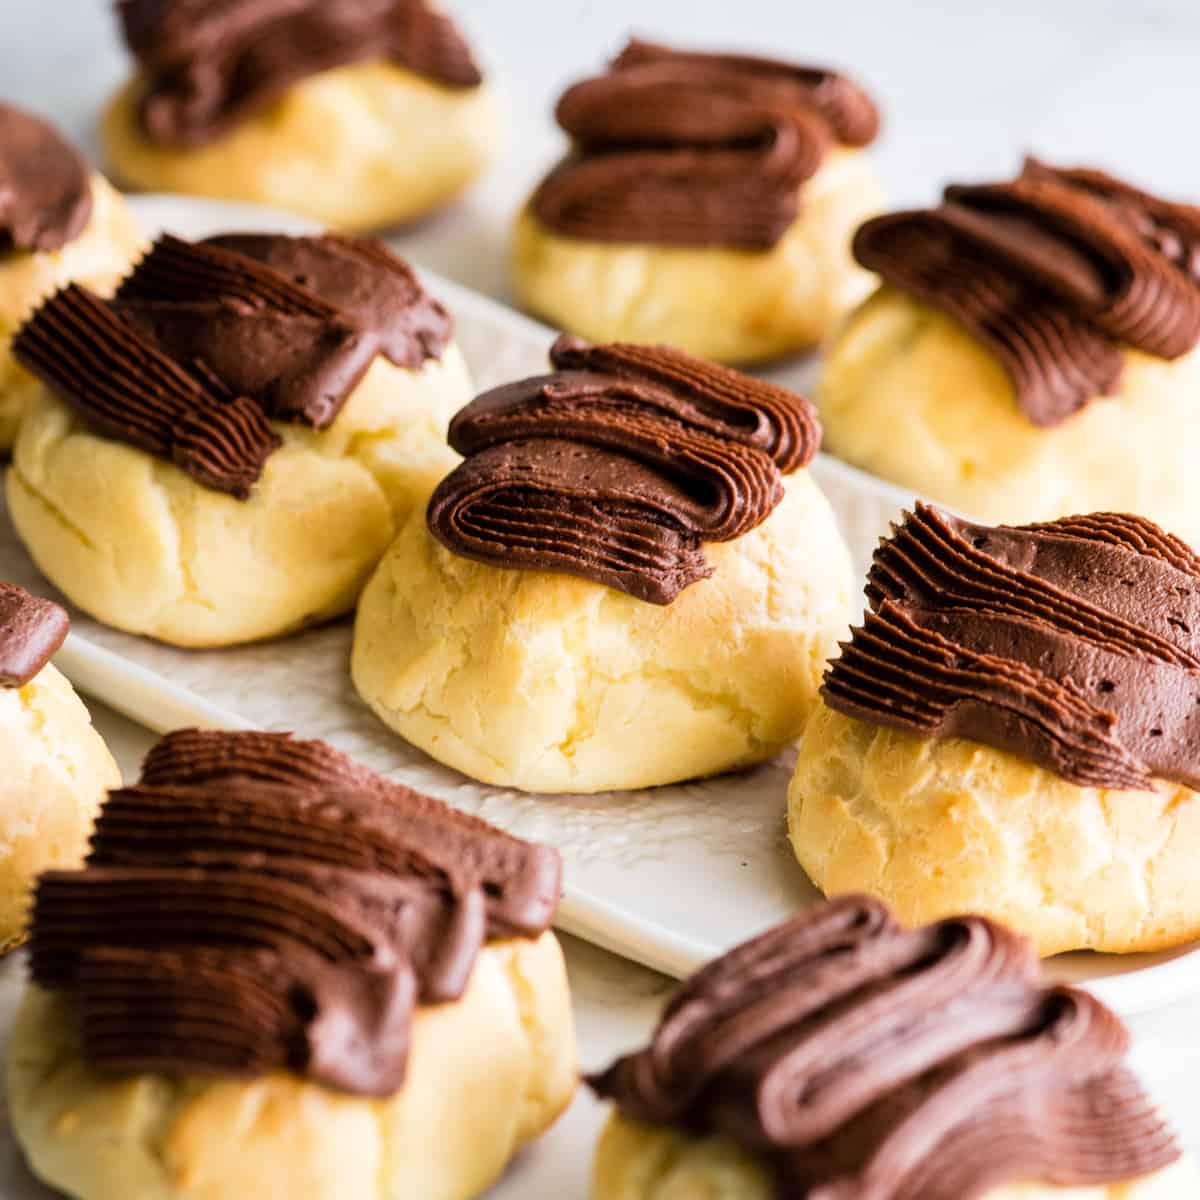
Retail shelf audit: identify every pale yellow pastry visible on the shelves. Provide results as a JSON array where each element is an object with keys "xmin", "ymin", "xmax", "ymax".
[
  {"xmin": 513, "ymin": 148, "xmax": 884, "ymax": 366},
  {"xmin": 353, "ymin": 471, "xmax": 854, "ymax": 793},
  {"xmin": 593, "ymin": 1114, "xmax": 1199, "ymax": 1200},
  {"xmin": 103, "ymin": 61, "xmax": 501, "ymax": 232},
  {"xmin": 10, "ymin": 932, "xmax": 575, "ymax": 1200}
]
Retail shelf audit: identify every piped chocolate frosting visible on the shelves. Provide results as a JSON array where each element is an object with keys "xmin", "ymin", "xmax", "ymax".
[
  {"xmin": 12, "ymin": 232, "xmax": 450, "ymax": 498},
  {"xmin": 853, "ymin": 157, "xmax": 1200, "ymax": 425},
  {"xmin": 531, "ymin": 39, "xmax": 879, "ymax": 251},
  {"xmin": 119, "ymin": 0, "xmax": 484, "ymax": 147},
  {"xmin": 29, "ymin": 728, "xmax": 561, "ymax": 1097},
  {"xmin": 0, "ymin": 103, "xmax": 91, "ymax": 254},
  {"xmin": 824, "ymin": 504, "xmax": 1200, "ymax": 791},
  {"xmin": 590, "ymin": 895, "xmax": 1180, "ymax": 1200},
  {"xmin": 427, "ymin": 334, "xmax": 819, "ymax": 604},
  {"xmin": 0, "ymin": 584, "xmax": 68, "ymax": 687}
]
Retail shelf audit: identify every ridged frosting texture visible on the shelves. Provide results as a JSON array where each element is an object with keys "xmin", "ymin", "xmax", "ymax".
[
  {"xmin": 12, "ymin": 232, "xmax": 451, "ymax": 498},
  {"xmin": 0, "ymin": 583, "xmax": 68, "ymax": 688},
  {"xmin": 590, "ymin": 895, "xmax": 1180, "ymax": 1199},
  {"xmin": 531, "ymin": 38, "xmax": 879, "ymax": 251},
  {"xmin": 824, "ymin": 503, "xmax": 1200, "ymax": 791},
  {"xmin": 0, "ymin": 102, "xmax": 91, "ymax": 254},
  {"xmin": 427, "ymin": 334, "xmax": 820, "ymax": 604},
  {"xmin": 118, "ymin": 0, "xmax": 484, "ymax": 147},
  {"xmin": 853, "ymin": 157, "xmax": 1200, "ymax": 425},
  {"xmin": 28, "ymin": 728, "xmax": 562, "ymax": 1098}
]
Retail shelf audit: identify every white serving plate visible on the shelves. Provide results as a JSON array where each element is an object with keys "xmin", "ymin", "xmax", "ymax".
[{"xmin": 2, "ymin": 194, "xmax": 1198, "ymax": 1018}]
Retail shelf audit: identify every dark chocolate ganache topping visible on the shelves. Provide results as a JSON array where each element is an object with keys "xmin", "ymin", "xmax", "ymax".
[
  {"xmin": 427, "ymin": 334, "xmax": 819, "ymax": 604},
  {"xmin": 29, "ymin": 728, "xmax": 561, "ymax": 1097},
  {"xmin": 853, "ymin": 157, "xmax": 1200, "ymax": 426},
  {"xmin": 591, "ymin": 895, "xmax": 1180, "ymax": 1200},
  {"xmin": 0, "ymin": 102, "xmax": 91, "ymax": 254},
  {"xmin": 531, "ymin": 39, "xmax": 879, "ymax": 251},
  {"xmin": 118, "ymin": 0, "xmax": 484, "ymax": 147},
  {"xmin": 0, "ymin": 583, "xmax": 68, "ymax": 688},
  {"xmin": 824, "ymin": 503, "xmax": 1200, "ymax": 791},
  {"xmin": 12, "ymin": 232, "xmax": 451, "ymax": 498}
]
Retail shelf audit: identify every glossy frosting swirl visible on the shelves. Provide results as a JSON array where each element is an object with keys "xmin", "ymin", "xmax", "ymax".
[
  {"xmin": 0, "ymin": 584, "xmax": 68, "ymax": 688},
  {"xmin": 28, "ymin": 729, "xmax": 561, "ymax": 1097},
  {"xmin": 853, "ymin": 158, "xmax": 1200, "ymax": 425},
  {"xmin": 119, "ymin": 0, "xmax": 484, "ymax": 147},
  {"xmin": 531, "ymin": 39, "xmax": 879, "ymax": 251},
  {"xmin": 590, "ymin": 895, "xmax": 1180, "ymax": 1199},
  {"xmin": 824, "ymin": 503, "xmax": 1200, "ymax": 790},
  {"xmin": 427, "ymin": 334, "xmax": 819, "ymax": 604},
  {"xmin": 12, "ymin": 232, "xmax": 450, "ymax": 498},
  {"xmin": 0, "ymin": 103, "xmax": 91, "ymax": 254}
]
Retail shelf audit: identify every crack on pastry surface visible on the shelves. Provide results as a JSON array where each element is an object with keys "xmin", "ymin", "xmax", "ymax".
[
  {"xmin": 853, "ymin": 158, "xmax": 1200, "ymax": 425},
  {"xmin": 427, "ymin": 334, "xmax": 820, "ymax": 604},
  {"xmin": 824, "ymin": 503, "xmax": 1200, "ymax": 791},
  {"xmin": 27, "ymin": 729, "xmax": 562, "ymax": 1098},
  {"xmin": 0, "ymin": 583, "xmax": 68, "ymax": 688},
  {"xmin": 118, "ymin": 0, "xmax": 484, "ymax": 147},
  {"xmin": 590, "ymin": 895, "xmax": 1181, "ymax": 1199},
  {"xmin": 11, "ymin": 233, "xmax": 451, "ymax": 497},
  {"xmin": 531, "ymin": 38, "xmax": 879, "ymax": 251},
  {"xmin": 0, "ymin": 103, "xmax": 92, "ymax": 255}
]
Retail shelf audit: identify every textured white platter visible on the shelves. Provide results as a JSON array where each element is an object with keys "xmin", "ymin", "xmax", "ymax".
[{"xmin": 2, "ymin": 194, "xmax": 1198, "ymax": 1018}]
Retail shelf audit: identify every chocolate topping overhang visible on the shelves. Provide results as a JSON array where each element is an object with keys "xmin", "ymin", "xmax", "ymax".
[
  {"xmin": 11, "ymin": 232, "xmax": 452, "ymax": 499},
  {"xmin": 0, "ymin": 584, "xmax": 68, "ymax": 688},
  {"xmin": 0, "ymin": 102, "xmax": 92, "ymax": 254},
  {"xmin": 591, "ymin": 895, "xmax": 1180, "ymax": 1200},
  {"xmin": 29, "ymin": 728, "xmax": 562, "ymax": 1098},
  {"xmin": 119, "ymin": 0, "xmax": 484, "ymax": 147},
  {"xmin": 824, "ymin": 503, "xmax": 1200, "ymax": 791},
  {"xmin": 531, "ymin": 39, "xmax": 879, "ymax": 251},
  {"xmin": 427, "ymin": 334, "xmax": 821, "ymax": 604},
  {"xmin": 853, "ymin": 157, "xmax": 1200, "ymax": 426}
]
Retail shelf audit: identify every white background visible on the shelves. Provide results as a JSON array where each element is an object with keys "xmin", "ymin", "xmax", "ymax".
[{"xmin": 2, "ymin": 2, "xmax": 1200, "ymax": 1195}]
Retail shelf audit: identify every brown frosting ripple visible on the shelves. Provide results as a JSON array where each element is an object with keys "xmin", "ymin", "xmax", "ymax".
[
  {"xmin": 532, "ymin": 39, "xmax": 879, "ymax": 251},
  {"xmin": 0, "ymin": 584, "xmax": 68, "ymax": 687},
  {"xmin": 590, "ymin": 895, "xmax": 1180, "ymax": 1199},
  {"xmin": 0, "ymin": 103, "xmax": 91, "ymax": 254},
  {"xmin": 824, "ymin": 504, "xmax": 1200, "ymax": 791},
  {"xmin": 12, "ymin": 232, "xmax": 450, "ymax": 497},
  {"xmin": 853, "ymin": 157, "xmax": 1200, "ymax": 425},
  {"xmin": 28, "ymin": 728, "xmax": 561, "ymax": 1097},
  {"xmin": 427, "ymin": 334, "xmax": 819, "ymax": 604},
  {"xmin": 118, "ymin": 0, "xmax": 484, "ymax": 148}
]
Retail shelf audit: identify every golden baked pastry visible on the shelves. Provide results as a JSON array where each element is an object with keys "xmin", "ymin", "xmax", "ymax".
[
  {"xmin": 353, "ymin": 336, "xmax": 854, "ymax": 793},
  {"xmin": 102, "ymin": 1, "xmax": 500, "ymax": 231},
  {"xmin": 512, "ymin": 40, "xmax": 883, "ymax": 364}
]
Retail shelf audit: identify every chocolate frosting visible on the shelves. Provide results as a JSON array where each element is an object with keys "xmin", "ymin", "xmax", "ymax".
[
  {"xmin": 531, "ymin": 39, "xmax": 879, "ymax": 251},
  {"xmin": 119, "ymin": 0, "xmax": 484, "ymax": 147},
  {"xmin": 853, "ymin": 158, "xmax": 1200, "ymax": 425},
  {"xmin": 427, "ymin": 334, "xmax": 819, "ymax": 604},
  {"xmin": 12, "ymin": 232, "xmax": 450, "ymax": 497},
  {"xmin": 29, "ymin": 729, "xmax": 561, "ymax": 1097},
  {"xmin": 591, "ymin": 895, "xmax": 1180, "ymax": 1199},
  {"xmin": 0, "ymin": 584, "xmax": 68, "ymax": 687},
  {"xmin": 824, "ymin": 504, "xmax": 1200, "ymax": 791},
  {"xmin": 0, "ymin": 103, "xmax": 91, "ymax": 255}
]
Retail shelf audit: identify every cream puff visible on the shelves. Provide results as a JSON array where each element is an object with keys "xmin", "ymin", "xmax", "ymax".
[
  {"xmin": 791, "ymin": 503, "xmax": 1200, "ymax": 957},
  {"xmin": 8, "ymin": 727, "xmax": 576, "ymax": 1200},
  {"xmin": 0, "ymin": 102, "xmax": 143, "ymax": 450},
  {"xmin": 821, "ymin": 158, "xmax": 1200, "ymax": 544},
  {"xmin": 102, "ymin": 0, "xmax": 501, "ymax": 232},
  {"xmin": 589, "ymin": 895, "xmax": 1197, "ymax": 1200},
  {"xmin": 7, "ymin": 231, "xmax": 471, "ymax": 647},
  {"xmin": 512, "ymin": 39, "xmax": 884, "ymax": 364},
  {"xmin": 352, "ymin": 334, "xmax": 855, "ymax": 793},
  {"xmin": 0, "ymin": 583, "xmax": 120, "ymax": 951}
]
